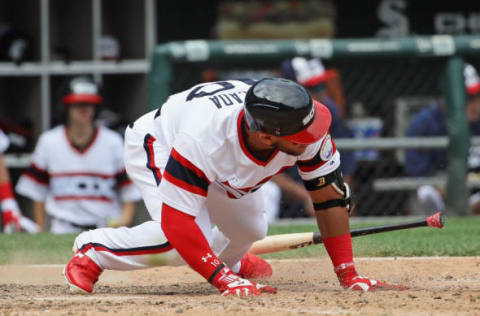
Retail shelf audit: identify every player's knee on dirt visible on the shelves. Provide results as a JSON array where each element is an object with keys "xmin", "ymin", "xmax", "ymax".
[{"xmin": 303, "ymin": 169, "xmax": 352, "ymax": 213}]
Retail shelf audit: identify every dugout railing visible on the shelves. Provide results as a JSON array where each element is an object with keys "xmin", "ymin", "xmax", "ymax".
[{"xmin": 148, "ymin": 35, "xmax": 480, "ymax": 216}]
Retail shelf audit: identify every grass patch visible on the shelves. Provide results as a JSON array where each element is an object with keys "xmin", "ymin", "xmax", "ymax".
[
  {"xmin": 0, "ymin": 216, "xmax": 478, "ymax": 264},
  {"xmin": 0, "ymin": 233, "xmax": 76, "ymax": 264}
]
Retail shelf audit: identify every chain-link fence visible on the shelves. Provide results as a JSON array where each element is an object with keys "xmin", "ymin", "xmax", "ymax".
[{"xmin": 150, "ymin": 38, "xmax": 480, "ymax": 217}]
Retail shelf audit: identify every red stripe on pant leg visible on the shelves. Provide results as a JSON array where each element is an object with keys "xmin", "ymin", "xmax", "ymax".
[
  {"xmin": 147, "ymin": 136, "xmax": 162, "ymax": 182},
  {"xmin": 92, "ymin": 245, "xmax": 173, "ymax": 256}
]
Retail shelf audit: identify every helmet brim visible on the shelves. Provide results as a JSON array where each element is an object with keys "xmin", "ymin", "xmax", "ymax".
[
  {"xmin": 281, "ymin": 100, "xmax": 331, "ymax": 145},
  {"xmin": 63, "ymin": 94, "xmax": 103, "ymax": 105}
]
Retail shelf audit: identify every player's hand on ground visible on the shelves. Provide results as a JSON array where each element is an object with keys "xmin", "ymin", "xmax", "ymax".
[
  {"xmin": 212, "ymin": 266, "xmax": 277, "ymax": 297},
  {"xmin": 336, "ymin": 265, "xmax": 408, "ymax": 292}
]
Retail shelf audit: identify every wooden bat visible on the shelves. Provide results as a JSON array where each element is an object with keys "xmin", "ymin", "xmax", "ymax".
[{"xmin": 249, "ymin": 212, "xmax": 445, "ymax": 255}]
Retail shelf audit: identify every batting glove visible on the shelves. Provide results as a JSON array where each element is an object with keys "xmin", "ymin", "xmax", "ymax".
[
  {"xmin": 336, "ymin": 263, "xmax": 408, "ymax": 292},
  {"xmin": 212, "ymin": 266, "xmax": 277, "ymax": 297}
]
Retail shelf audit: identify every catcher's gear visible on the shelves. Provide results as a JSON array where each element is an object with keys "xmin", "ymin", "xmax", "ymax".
[
  {"xmin": 244, "ymin": 78, "xmax": 331, "ymax": 145},
  {"xmin": 238, "ymin": 253, "xmax": 272, "ymax": 279},
  {"xmin": 62, "ymin": 76, "xmax": 103, "ymax": 105},
  {"xmin": 63, "ymin": 252, "xmax": 103, "ymax": 293},
  {"xmin": 335, "ymin": 263, "xmax": 408, "ymax": 292},
  {"xmin": 211, "ymin": 266, "xmax": 277, "ymax": 297},
  {"xmin": 304, "ymin": 169, "xmax": 352, "ymax": 213}
]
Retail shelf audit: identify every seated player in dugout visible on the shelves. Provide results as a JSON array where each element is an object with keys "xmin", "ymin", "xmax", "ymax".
[
  {"xmin": 63, "ymin": 78, "xmax": 407, "ymax": 297},
  {"xmin": 15, "ymin": 76, "xmax": 141, "ymax": 233},
  {"xmin": 405, "ymin": 63, "xmax": 480, "ymax": 215}
]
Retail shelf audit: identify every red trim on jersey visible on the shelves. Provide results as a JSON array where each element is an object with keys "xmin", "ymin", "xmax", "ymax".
[
  {"xmin": 50, "ymin": 172, "xmax": 114, "ymax": 179},
  {"xmin": 221, "ymin": 165, "xmax": 293, "ymax": 198},
  {"xmin": 161, "ymin": 203, "xmax": 224, "ymax": 281},
  {"xmin": 163, "ymin": 170, "xmax": 208, "ymax": 197},
  {"xmin": 54, "ymin": 195, "xmax": 113, "ymax": 202},
  {"xmin": 170, "ymin": 148, "xmax": 210, "ymax": 184},
  {"xmin": 23, "ymin": 172, "xmax": 48, "ymax": 185},
  {"xmin": 259, "ymin": 165, "xmax": 292, "ymax": 185},
  {"xmin": 297, "ymin": 138, "xmax": 337, "ymax": 172},
  {"xmin": 64, "ymin": 127, "xmax": 99, "ymax": 155},
  {"xmin": 162, "ymin": 148, "xmax": 210, "ymax": 196},
  {"xmin": 117, "ymin": 179, "xmax": 133, "ymax": 187},
  {"xmin": 237, "ymin": 110, "xmax": 279, "ymax": 167},
  {"xmin": 24, "ymin": 163, "xmax": 50, "ymax": 185},
  {"xmin": 31, "ymin": 162, "xmax": 48, "ymax": 174}
]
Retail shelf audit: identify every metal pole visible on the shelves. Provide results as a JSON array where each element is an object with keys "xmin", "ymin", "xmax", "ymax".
[
  {"xmin": 444, "ymin": 57, "xmax": 469, "ymax": 216},
  {"xmin": 40, "ymin": 0, "xmax": 50, "ymax": 132}
]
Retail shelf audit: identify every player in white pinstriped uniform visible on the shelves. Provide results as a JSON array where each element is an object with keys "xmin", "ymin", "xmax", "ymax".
[
  {"xmin": 16, "ymin": 76, "xmax": 141, "ymax": 233},
  {"xmin": 64, "ymin": 78, "xmax": 406, "ymax": 296}
]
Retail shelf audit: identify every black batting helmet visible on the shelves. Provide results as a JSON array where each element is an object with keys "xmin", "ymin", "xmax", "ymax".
[
  {"xmin": 62, "ymin": 76, "xmax": 103, "ymax": 105},
  {"xmin": 244, "ymin": 78, "xmax": 331, "ymax": 144}
]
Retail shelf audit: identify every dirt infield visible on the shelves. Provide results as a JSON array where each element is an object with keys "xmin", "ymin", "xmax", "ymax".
[{"xmin": 0, "ymin": 257, "xmax": 479, "ymax": 316}]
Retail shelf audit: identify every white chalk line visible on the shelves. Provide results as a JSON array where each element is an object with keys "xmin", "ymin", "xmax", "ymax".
[{"xmin": 268, "ymin": 256, "xmax": 480, "ymax": 263}]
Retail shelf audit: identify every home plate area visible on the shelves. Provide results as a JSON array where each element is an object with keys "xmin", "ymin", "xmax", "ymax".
[{"xmin": 0, "ymin": 257, "xmax": 479, "ymax": 316}]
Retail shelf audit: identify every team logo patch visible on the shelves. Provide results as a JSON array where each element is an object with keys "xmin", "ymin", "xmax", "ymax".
[{"xmin": 319, "ymin": 134, "xmax": 333, "ymax": 161}]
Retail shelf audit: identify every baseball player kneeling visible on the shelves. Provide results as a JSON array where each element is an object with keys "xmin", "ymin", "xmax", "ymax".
[{"xmin": 64, "ymin": 78, "xmax": 406, "ymax": 296}]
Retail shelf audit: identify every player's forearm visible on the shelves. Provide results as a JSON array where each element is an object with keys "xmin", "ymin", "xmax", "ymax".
[
  {"xmin": 315, "ymin": 206, "xmax": 350, "ymax": 238},
  {"xmin": 33, "ymin": 201, "xmax": 46, "ymax": 232},
  {"xmin": 113, "ymin": 202, "xmax": 135, "ymax": 227},
  {"xmin": 0, "ymin": 155, "xmax": 11, "ymax": 183},
  {"xmin": 309, "ymin": 184, "xmax": 350, "ymax": 237},
  {"xmin": 161, "ymin": 204, "xmax": 225, "ymax": 282}
]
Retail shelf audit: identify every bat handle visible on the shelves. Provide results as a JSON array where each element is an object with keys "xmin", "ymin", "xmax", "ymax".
[{"xmin": 426, "ymin": 211, "xmax": 445, "ymax": 228}]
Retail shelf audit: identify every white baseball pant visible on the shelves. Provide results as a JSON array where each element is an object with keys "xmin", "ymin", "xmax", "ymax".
[{"xmin": 74, "ymin": 111, "xmax": 268, "ymax": 273}]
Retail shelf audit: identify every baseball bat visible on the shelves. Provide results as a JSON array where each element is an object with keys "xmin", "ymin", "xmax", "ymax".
[{"xmin": 249, "ymin": 212, "xmax": 445, "ymax": 255}]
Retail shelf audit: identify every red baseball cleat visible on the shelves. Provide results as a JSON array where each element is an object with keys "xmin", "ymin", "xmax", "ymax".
[
  {"xmin": 238, "ymin": 253, "xmax": 272, "ymax": 279},
  {"xmin": 63, "ymin": 252, "xmax": 102, "ymax": 294}
]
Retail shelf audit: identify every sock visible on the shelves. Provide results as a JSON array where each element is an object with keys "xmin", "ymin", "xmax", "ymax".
[{"xmin": 322, "ymin": 233, "xmax": 355, "ymax": 272}]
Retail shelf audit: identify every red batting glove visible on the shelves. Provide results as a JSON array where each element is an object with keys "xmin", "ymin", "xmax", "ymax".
[
  {"xmin": 335, "ymin": 263, "xmax": 408, "ymax": 292},
  {"xmin": 211, "ymin": 266, "xmax": 277, "ymax": 297},
  {"xmin": 2, "ymin": 209, "xmax": 22, "ymax": 233}
]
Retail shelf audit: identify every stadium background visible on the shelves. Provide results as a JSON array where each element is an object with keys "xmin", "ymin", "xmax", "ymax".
[{"xmin": 1, "ymin": 0, "xmax": 480, "ymax": 224}]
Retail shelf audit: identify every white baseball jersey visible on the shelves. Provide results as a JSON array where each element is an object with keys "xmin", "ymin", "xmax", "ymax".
[
  {"xmin": 70, "ymin": 80, "xmax": 341, "ymax": 273},
  {"xmin": 138, "ymin": 79, "xmax": 340, "ymax": 217},
  {"xmin": 0, "ymin": 129, "xmax": 9, "ymax": 154},
  {"xmin": 16, "ymin": 125, "xmax": 141, "ymax": 227}
]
